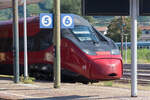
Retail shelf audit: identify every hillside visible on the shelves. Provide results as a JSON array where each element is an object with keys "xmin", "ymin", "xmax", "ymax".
[
  {"xmin": 0, "ymin": 0, "xmax": 150, "ymax": 26},
  {"xmin": 94, "ymin": 16, "xmax": 150, "ymax": 26}
]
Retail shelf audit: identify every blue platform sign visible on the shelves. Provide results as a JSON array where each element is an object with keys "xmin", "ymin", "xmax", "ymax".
[
  {"xmin": 40, "ymin": 13, "xmax": 53, "ymax": 28},
  {"xmin": 61, "ymin": 14, "xmax": 74, "ymax": 28}
]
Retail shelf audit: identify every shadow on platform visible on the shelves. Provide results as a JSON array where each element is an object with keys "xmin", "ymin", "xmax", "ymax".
[{"xmin": 25, "ymin": 95, "xmax": 92, "ymax": 100}]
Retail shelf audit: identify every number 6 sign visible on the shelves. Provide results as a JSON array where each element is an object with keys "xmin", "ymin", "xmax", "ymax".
[
  {"xmin": 61, "ymin": 14, "xmax": 74, "ymax": 28},
  {"xmin": 40, "ymin": 13, "xmax": 74, "ymax": 29},
  {"xmin": 40, "ymin": 13, "xmax": 53, "ymax": 28}
]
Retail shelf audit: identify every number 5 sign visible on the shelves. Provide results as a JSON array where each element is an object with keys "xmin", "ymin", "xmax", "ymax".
[
  {"xmin": 40, "ymin": 13, "xmax": 53, "ymax": 28},
  {"xmin": 61, "ymin": 14, "xmax": 74, "ymax": 28},
  {"xmin": 40, "ymin": 13, "xmax": 74, "ymax": 29}
]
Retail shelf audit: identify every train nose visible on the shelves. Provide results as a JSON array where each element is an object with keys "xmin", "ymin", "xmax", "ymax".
[{"xmin": 90, "ymin": 59, "xmax": 123, "ymax": 80}]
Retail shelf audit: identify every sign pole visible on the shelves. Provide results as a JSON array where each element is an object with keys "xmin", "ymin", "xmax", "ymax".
[
  {"xmin": 121, "ymin": 16, "xmax": 124, "ymax": 57},
  {"xmin": 23, "ymin": 0, "xmax": 28, "ymax": 80},
  {"xmin": 130, "ymin": 0, "xmax": 138, "ymax": 97},
  {"xmin": 12, "ymin": 0, "xmax": 20, "ymax": 83},
  {"xmin": 53, "ymin": 0, "xmax": 61, "ymax": 88}
]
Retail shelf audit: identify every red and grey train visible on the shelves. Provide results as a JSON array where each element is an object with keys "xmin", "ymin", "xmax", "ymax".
[{"xmin": 0, "ymin": 14, "xmax": 123, "ymax": 81}]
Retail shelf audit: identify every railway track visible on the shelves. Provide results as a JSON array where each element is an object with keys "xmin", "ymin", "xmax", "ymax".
[{"xmin": 120, "ymin": 64, "xmax": 150, "ymax": 84}]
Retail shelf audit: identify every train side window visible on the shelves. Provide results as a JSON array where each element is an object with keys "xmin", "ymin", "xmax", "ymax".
[
  {"xmin": 19, "ymin": 37, "xmax": 35, "ymax": 51},
  {"xmin": 0, "ymin": 38, "xmax": 12, "ymax": 52},
  {"xmin": 27, "ymin": 38, "xmax": 34, "ymax": 51},
  {"xmin": 0, "ymin": 30, "xmax": 52, "ymax": 52},
  {"xmin": 35, "ymin": 29, "xmax": 53, "ymax": 50},
  {"xmin": 18, "ymin": 29, "xmax": 53, "ymax": 52}
]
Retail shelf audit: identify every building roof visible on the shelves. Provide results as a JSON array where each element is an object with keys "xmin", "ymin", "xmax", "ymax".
[
  {"xmin": 95, "ymin": 26, "xmax": 108, "ymax": 32},
  {"xmin": 139, "ymin": 26, "xmax": 150, "ymax": 30}
]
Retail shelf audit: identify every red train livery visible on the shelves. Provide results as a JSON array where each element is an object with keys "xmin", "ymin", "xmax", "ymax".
[{"xmin": 0, "ymin": 15, "xmax": 123, "ymax": 81}]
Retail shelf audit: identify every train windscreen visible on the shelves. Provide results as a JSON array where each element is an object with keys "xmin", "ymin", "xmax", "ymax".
[{"xmin": 72, "ymin": 25, "xmax": 99, "ymax": 42}]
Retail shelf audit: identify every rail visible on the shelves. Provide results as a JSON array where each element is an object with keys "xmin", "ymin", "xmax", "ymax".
[{"xmin": 120, "ymin": 64, "xmax": 150, "ymax": 84}]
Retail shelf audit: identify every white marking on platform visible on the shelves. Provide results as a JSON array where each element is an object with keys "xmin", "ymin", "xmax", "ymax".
[
  {"xmin": 0, "ymin": 91, "xmax": 33, "ymax": 98},
  {"xmin": 17, "ymin": 84, "xmax": 39, "ymax": 87}
]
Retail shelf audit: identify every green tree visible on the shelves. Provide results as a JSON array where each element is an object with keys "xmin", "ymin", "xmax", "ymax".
[
  {"xmin": 61, "ymin": 0, "xmax": 81, "ymax": 14},
  {"xmin": 38, "ymin": 0, "xmax": 53, "ymax": 12},
  {"xmin": 61, "ymin": 0, "xmax": 95, "ymax": 23},
  {"xmin": 106, "ymin": 17, "xmax": 141, "ymax": 42},
  {"xmin": 27, "ymin": 4, "xmax": 42, "ymax": 16},
  {"xmin": 0, "ymin": 0, "xmax": 95, "ymax": 23},
  {"xmin": 0, "ymin": 8, "xmax": 12, "ymax": 20}
]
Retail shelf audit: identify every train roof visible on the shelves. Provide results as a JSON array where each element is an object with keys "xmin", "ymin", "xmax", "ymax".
[
  {"xmin": 0, "ymin": 16, "xmax": 38, "ymax": 26},
  {"xmin": 0, "ymin": 14, "xmax": 91, "ymax": 37},
  {"xmin": 0, "ymin": 16, "xmax": 39, "ymax": 37},
  {"xmin": 0, "ymin": 14, "xmax": 90, "ymax": 27}
]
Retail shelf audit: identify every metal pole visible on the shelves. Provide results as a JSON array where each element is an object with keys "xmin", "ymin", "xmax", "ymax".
[
  {"xmin": 125, "ymin": 34, "xmax": 128, "ymax": 64},
  {"xmin": 130, "ymin": 0, "xmax": 138, "ymax": 97},
  {"xmin": 53, "ymin": 0, "xmax": 61, "ymax": 88},
  {"xmin": 23, "ymin": 0, "xmax": 28, "ymax": 79},
  {"xmin": 121, "ymin": 16, "xmax": 124, "ymax": 57},
  {"xmin": 13, "ymin": 0, "xmax": 20, "ymax": 83}
]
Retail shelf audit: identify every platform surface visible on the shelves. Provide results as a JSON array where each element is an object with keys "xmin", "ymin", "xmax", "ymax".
[{"xmin": 0, "ymin": 78, "xmax": 150, "ymax": 100}]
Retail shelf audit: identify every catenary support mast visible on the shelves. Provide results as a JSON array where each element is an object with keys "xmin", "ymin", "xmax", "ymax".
[
  {"xmin": 13, "ymin": 0, "xmax": 20, "ymax": 83},
  {"xmin": 53, "ymin": 0, "xmax": 61, "ymax": 88}
]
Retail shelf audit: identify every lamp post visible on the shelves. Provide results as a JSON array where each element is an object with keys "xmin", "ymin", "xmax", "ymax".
[
  {"xmin": 23, "ymin": 0, "xmax": 28, "ymax": 80},
  {"xmin": 130, "ymin": 0, "xmax": 138, "ymax": 97},
  {"xmin": 124, "ymin": 34, "xmax": 128, "ymax": 64}
]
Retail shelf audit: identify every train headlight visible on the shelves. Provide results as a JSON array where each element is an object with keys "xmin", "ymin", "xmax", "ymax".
[
  {"xmin": 82, "ymin": 49, "xmax": 96, "ymax": 55},
  {"xmin": 111, "ymin": 49, "xmax": 120, "ymax": 55}
]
